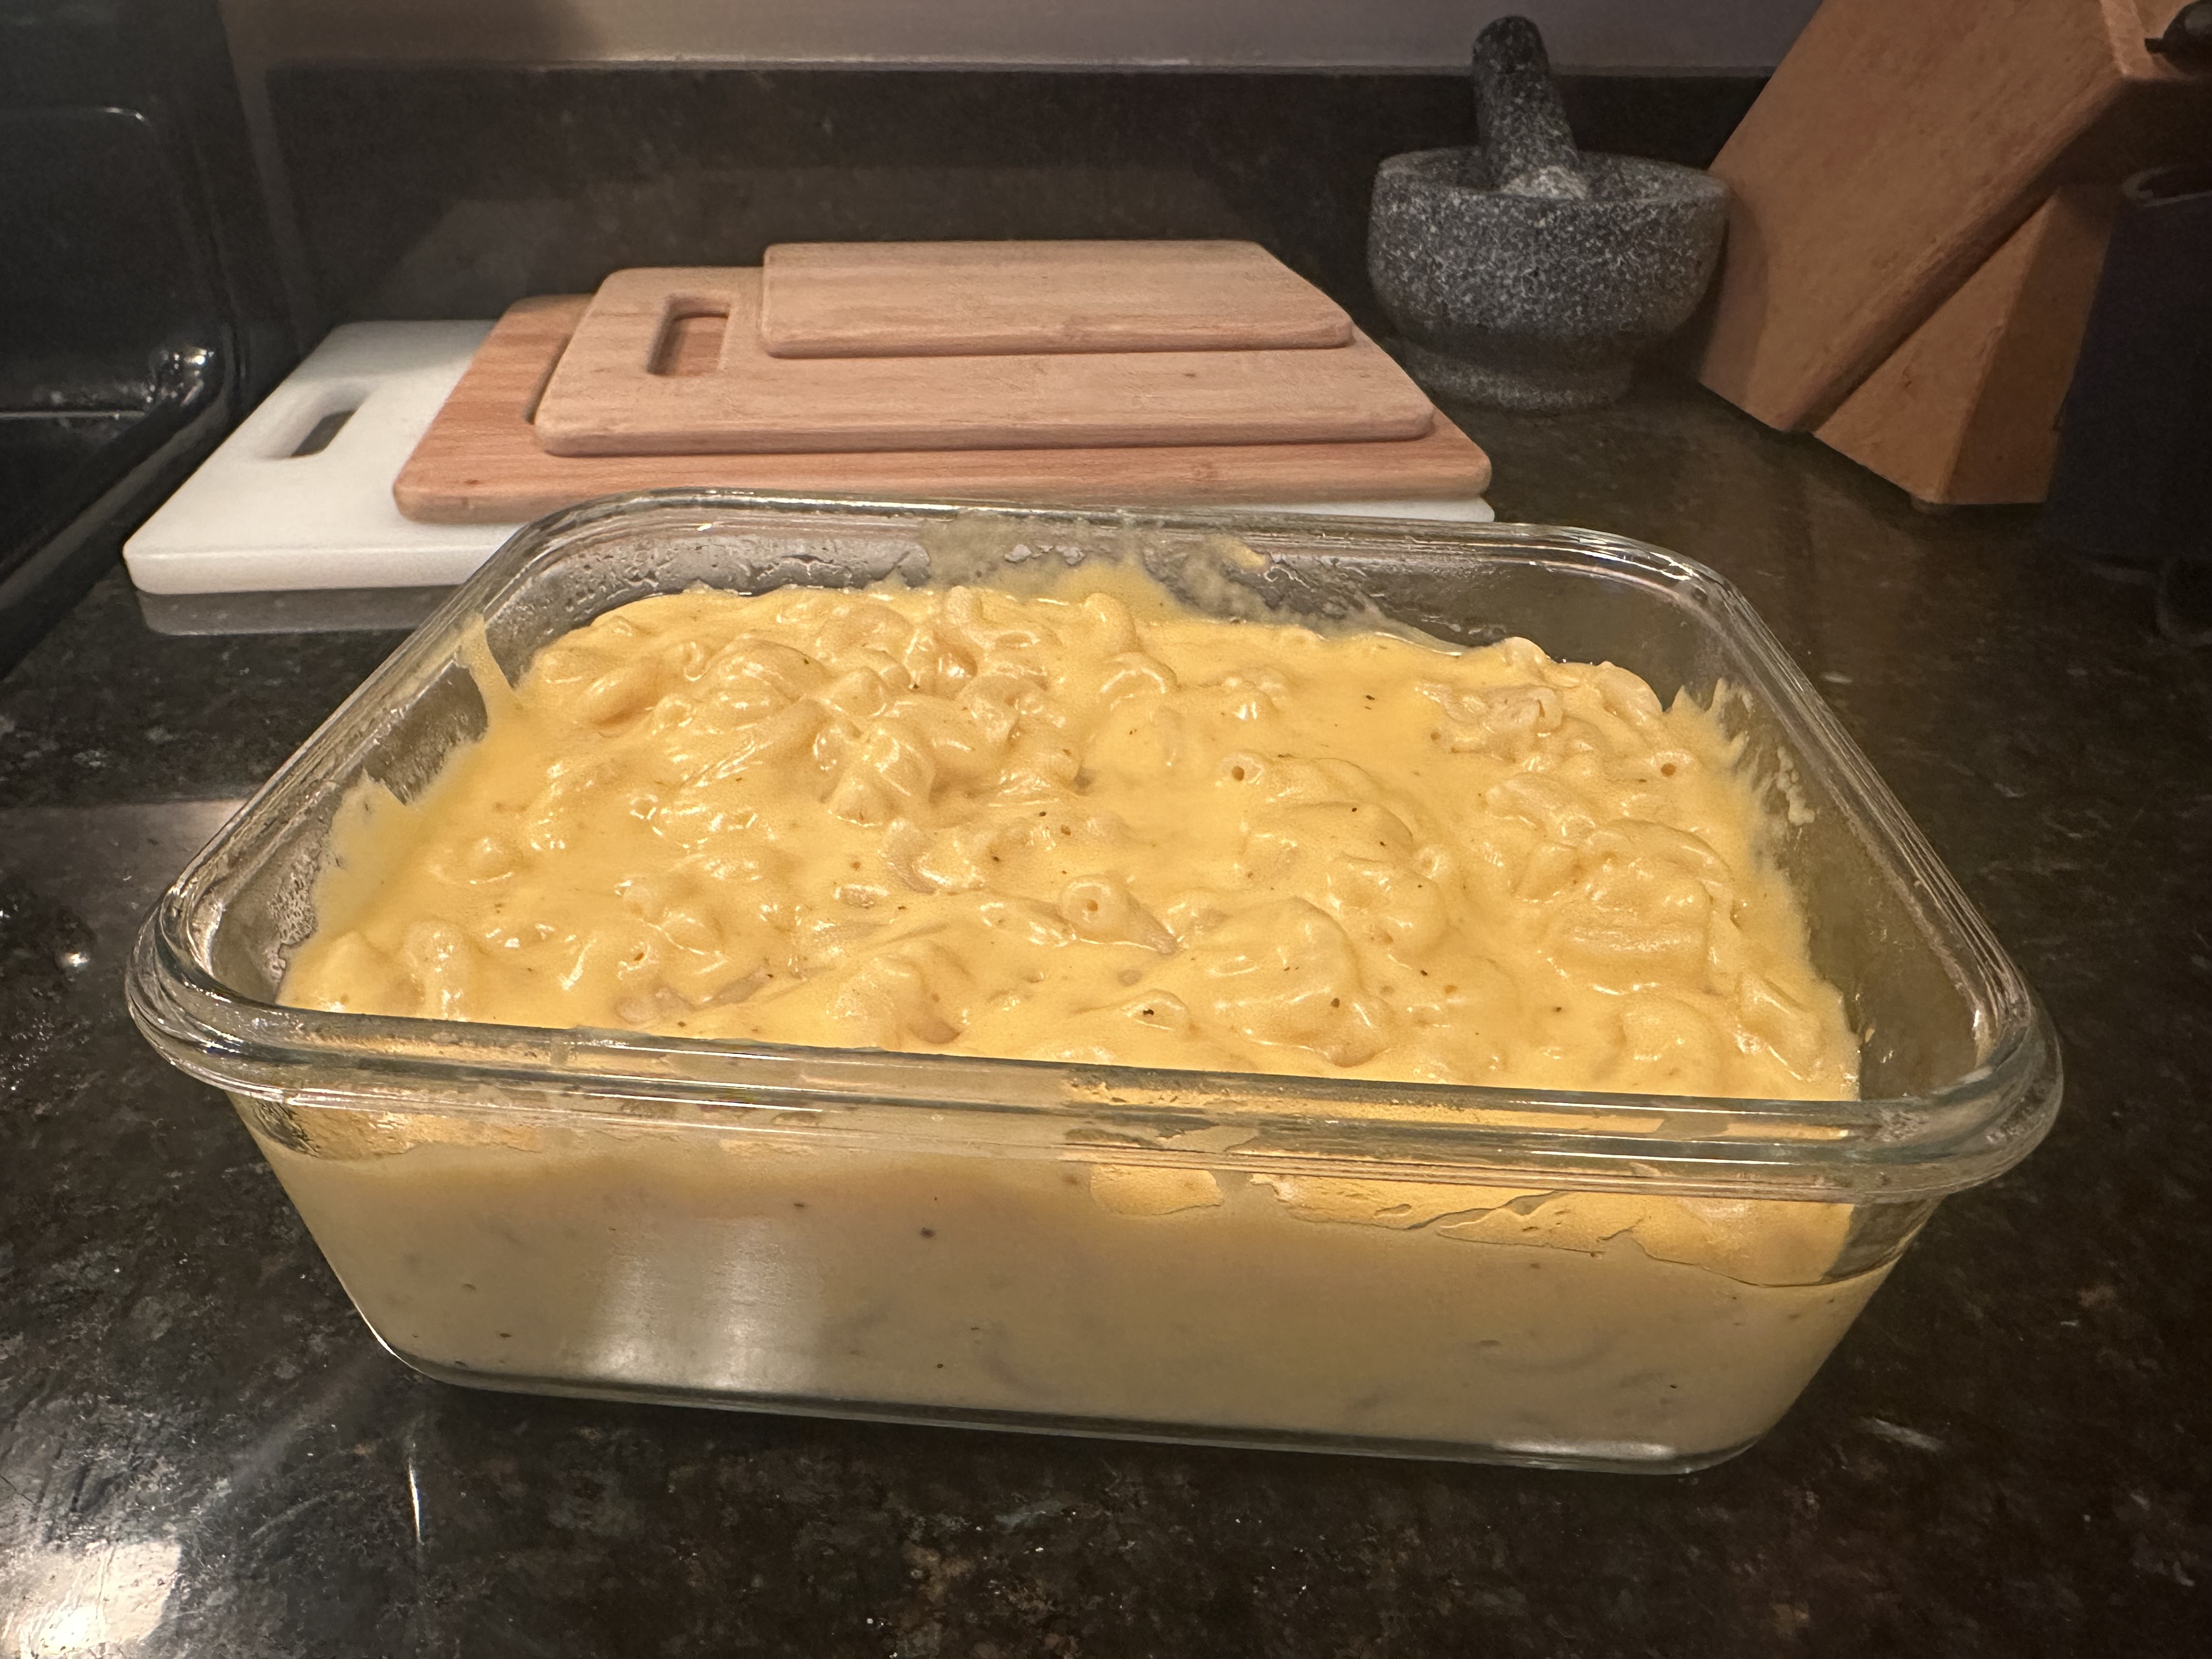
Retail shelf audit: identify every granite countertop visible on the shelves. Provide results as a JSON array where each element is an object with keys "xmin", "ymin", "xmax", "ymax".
[{"xmin": 2, "ymin": 378, "xmax": 2207, "ymax": 1656}]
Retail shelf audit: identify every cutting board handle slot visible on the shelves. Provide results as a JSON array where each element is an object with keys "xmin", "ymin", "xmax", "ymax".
[
  {"xmin": 651, "ymin": 303, "xmax": 731, "ymax": 377},
  {"xmin": 289, "ymin": 408, "xmax": 356, "ymax": 458},
  {"xmin": 255, "ymin": 381, "xmax": 373, "ymax": 461}
]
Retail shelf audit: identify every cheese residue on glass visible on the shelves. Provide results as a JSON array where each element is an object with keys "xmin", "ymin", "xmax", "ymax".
[{"xmin": 283, "ymin": 571, "xmax": 1856, "ymax": 1103}]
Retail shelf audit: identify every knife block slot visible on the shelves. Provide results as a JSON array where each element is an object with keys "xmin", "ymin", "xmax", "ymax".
[{"xmin": 651, "ymin": 307, "xmax": 729, "ymax": 377}]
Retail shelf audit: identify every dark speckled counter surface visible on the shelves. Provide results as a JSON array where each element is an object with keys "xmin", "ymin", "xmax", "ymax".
[{"xmin": 3, "ymin": 379, "xmax": 2207, "ymax": 1656}]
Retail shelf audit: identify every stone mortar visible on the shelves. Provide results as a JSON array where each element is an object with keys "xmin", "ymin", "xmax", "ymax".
[{"xmin": 1369, "ymin": 146, "xmax": 1729, "ymax": 413}]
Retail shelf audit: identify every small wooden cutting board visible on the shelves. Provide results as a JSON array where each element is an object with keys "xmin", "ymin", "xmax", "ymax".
[
  {"xmin": 758, "ymin": 240, "xmax": 1355, "ymax": 357},
  {"xmin": 393, "ymin": 296, "xmax": 1493, "ymax": 524},
  {"xmin": 532, "ymin": 268, "xmax": 1435, "ymax": 457}
]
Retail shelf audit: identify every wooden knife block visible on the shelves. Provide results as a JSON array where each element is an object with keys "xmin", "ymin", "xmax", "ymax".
[
  {"xmin": 1695, "ymin": 0, "xmax": 2207, "ymax": 504},
  {"xmin": 1814, "ymin": 188, "xmax": 2117, "ymax": 506}
]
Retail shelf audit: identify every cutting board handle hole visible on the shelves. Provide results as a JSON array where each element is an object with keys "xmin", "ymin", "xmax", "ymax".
[
  {"xmin": 289, "ymin": 408, "xmax": 356, "ymax": 457},
  {"xmin": 258, "ymin": 382, "xmax": 372, "ymax": 460},
  {"xmin": 652, "ymin": 307, "xmax": 729, "ymax": 377}
]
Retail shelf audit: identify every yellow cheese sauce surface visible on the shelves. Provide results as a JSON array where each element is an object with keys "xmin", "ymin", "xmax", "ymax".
[{"xmin": 284, "ymin": 572, "xmax": 1857, "ymax": 1103}]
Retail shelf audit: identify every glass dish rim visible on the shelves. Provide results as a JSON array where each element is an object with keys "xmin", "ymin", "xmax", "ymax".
[{"xmin": 128, "ymin": 488, "xmax": 2063, "ymax": 1204}]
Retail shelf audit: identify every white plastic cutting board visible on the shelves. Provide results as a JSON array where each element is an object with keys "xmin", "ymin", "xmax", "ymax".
[
  {"xmin": 123, "ymin": 323, "xmax": 512, "ymax": 595},
  {"xmin": 123, "ymin": 322, "xmax": 1489, "ymax": 597}
]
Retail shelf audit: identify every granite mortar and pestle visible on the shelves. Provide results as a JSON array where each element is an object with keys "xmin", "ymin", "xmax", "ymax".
[{"xmin": 1369, "ymin": 16, "xmax": 1729, "ymax": 413}]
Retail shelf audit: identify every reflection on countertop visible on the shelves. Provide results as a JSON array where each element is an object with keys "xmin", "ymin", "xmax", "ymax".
[{"xmin": 2, "ymin": 376, "xmax": 2208, "ymax": 1657}]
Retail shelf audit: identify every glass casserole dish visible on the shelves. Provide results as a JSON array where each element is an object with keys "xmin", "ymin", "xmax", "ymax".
[{"xmin": 128, "ymin": 492, "xmax": 2061, "ymax": 1472}]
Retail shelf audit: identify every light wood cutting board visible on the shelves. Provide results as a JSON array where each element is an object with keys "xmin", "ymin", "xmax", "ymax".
[
  {"xmin": 757, "ymin": 240, "xmax": 1354, "ymax": 357},
  {"xmin": 532, "ymin": 268, "xmax": 1436, "ymax": 456},
  {"xmin": 393, "ymin": 296, "xmax": 1493, "ymax": 525},
  {"xmin": 1696, "ymin": 0, "xmax": 2194, "ymax": 431}
]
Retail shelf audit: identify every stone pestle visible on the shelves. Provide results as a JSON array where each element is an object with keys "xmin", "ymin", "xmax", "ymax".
[{"xmin": 1471, "ymin": 15, "xmax": 1590, "ymax": 202}]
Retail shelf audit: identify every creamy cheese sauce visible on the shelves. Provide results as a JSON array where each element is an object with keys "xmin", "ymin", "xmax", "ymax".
[{"xmin": 285, "ymin": 575, "xmax": 1856, "ymax": 1102}]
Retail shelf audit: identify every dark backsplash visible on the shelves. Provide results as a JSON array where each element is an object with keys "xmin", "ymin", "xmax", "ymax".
[{"xmin": 268, "ymin": 65, "xmax": 1760, "ymax": 336}]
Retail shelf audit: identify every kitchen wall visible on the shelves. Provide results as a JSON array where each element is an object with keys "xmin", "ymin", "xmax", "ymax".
[{"xmin": 220, "ymin": 1, "xmax": 1818, "ymax": 71}]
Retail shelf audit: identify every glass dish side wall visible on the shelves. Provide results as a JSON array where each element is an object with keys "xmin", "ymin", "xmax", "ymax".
[
  {"xmin": 234, "ymin": 1094, "xmax": 1895, "ymax": 1471},
  {"xmin": 132, "ymin": 494, "xmax": 2060, "ymax": 1469}
]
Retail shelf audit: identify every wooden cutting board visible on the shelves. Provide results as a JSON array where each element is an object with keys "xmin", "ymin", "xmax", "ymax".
[
  {"xmin": 532, "ymin": 268, "xmax": 1436, "ymax": 456},
  {"xmin": 393, "ymin": 296, "xmax": 1493, "ymax": 524},
  {"xmin": 757, "ymin": 240, "xmax": 1354, "ymax": 357},
  {"xmin": 1697, "ymin": 0, "xmax": 2194, "ymax": 431}
]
